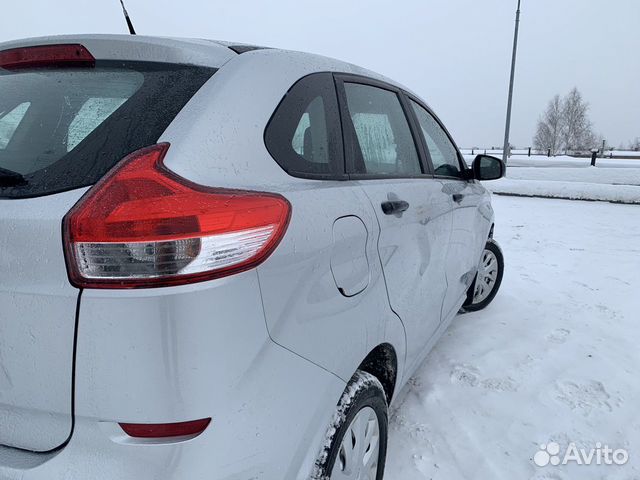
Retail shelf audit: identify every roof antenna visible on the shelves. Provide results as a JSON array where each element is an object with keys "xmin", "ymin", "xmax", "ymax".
[{"xmin": 118, "ymin": 0, "xmax": 137, "ymax": 35}]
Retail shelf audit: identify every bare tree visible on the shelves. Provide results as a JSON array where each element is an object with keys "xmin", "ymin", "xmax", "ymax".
[
  {"xmin": 561, "ymin": 87, "xmax": 596, "ymax": 151},
  {"xmin": 630, "ymin": 138, "xmax": 640, "ymax": 151},
  {"xmin": 533, "ymin": 94, "xmax": 563, "ymax": 154},
  {"xmin": 533, "ymin": 88, "xmax": 597, "ymax": 154}
]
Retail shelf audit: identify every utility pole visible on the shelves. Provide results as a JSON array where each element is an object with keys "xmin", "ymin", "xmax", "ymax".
[{"xmin": 502, "ymin": 0, "xmax": 521, "ymax": 164}]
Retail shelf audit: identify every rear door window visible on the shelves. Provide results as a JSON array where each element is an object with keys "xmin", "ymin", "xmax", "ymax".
[
  {"xmin": 342, "ymin": 83, "xmax": 422, "ymax": 176},
  {"xmin": 0, "ymin": 61, "xmax": 215, "ymax": 198}
]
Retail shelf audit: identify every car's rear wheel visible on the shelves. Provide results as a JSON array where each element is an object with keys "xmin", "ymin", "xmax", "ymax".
[
  {"xmin": 464, "ymin": 239, "xmax": 504, "ymax": 312},
  {"xmin": 313, "ymin": 370, "xmax": 388, "ymax": 480}
]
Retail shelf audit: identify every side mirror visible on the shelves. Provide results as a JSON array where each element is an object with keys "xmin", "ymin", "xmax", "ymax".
[{"xmin": 472, "ymin": 154, "xmax": 505, "ymax": 181}]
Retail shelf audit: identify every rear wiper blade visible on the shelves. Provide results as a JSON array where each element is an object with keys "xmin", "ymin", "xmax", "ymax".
[{"xmin": 0, "ymin": 166, "xmax": 26, "ymax": 186}]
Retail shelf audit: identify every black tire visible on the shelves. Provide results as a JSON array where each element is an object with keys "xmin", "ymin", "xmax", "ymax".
[
  {"xmin": 463, "ymin": 239, "xmax": 504, "ymax": 312},
  {"xmin": 312, "ymin": 370, "xmax": 388, "ymax": 480}
]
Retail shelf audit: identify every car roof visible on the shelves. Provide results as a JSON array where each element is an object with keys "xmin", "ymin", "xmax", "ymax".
[{"xmin": 0, "ymin": 34, "xmax": 415, "ymax": 94}]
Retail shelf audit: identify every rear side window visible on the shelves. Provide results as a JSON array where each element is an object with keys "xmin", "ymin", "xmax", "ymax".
[
  {"xmin": 343, "ymin": 83, "xmax": 422, "ymax": 176},
  {"xmin": 0, "ymin": 61, "xmax": 214, "ymax": 198},
  {"xmin": 291, "ymin": 97, "xmax": 328, "ymax": 162},
  {"xmin": 265, "ymin": 73, "xmax": 344, "ymax": 179}
]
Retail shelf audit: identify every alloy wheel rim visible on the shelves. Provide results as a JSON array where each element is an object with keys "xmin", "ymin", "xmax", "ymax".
[
  {"xmin": 330, "ymin": 406, "xmax": 380, "ymax": 480},
  {"xmin": 473, "ymin": 248, "xmax": 499, "ymax": 304}
]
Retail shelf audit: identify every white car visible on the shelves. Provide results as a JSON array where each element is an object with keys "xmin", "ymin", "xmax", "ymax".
[{"xmin": 0, "ymin": 35, "xmax": 504, "ymax": 480}]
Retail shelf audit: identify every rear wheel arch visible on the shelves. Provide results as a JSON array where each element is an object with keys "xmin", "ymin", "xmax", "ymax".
[
  {"xmin": 356, "ymin": 343, "xmax": 398, "ymax": 404},
  {"xmin": 312, "ymin": 370, "xmax": 388, "ymax": 479}
]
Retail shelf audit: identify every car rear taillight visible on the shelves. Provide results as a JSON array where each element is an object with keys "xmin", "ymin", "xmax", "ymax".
[
  {"xmin": 0, "ymin": 44, "xmax": 95, "ymax": 70},
  {"xmin": 63, "ymin": 143, "xmax": 291, "ymax": 289}
]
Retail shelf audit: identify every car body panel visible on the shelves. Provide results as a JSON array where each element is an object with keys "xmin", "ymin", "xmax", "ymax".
[
  {"xmin": 0, "ymin": 269, "xmax": 345, "ymax": 479},
  {"xmin": 440, "ymin": 179, "xmax": 486, "ymax": 319},
  {"xmin": 0, "ymin": 341, "xmax": 344, "ymax": 480},
  {"xmin": 0, "ymin": 189, "xmax": 84, "ymax": 451},
  {"xmin": 256, "ymin": 183, "xmax": 406, "ymax": 384},
  {"xmin": 74, "ymin": 271, "xmax": 268, "ymax": 421},
  {"xmin": 356, "ymin": 179, "xmax": 453, "ymax": 375}
]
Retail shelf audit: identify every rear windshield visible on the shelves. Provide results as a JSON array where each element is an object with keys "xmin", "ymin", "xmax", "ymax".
[{"xmin": 0, "ymin": 61, "xmax": 215, "ymax": 198}]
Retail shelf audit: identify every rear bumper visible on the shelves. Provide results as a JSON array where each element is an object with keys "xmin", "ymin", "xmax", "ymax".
[
  {"xmin": 0, "ymin": 270, "xmax": 345, "ymax": 479},
  {"xmin": 0, "ymin": 342, "xmax": 343, "ymax": 480}
]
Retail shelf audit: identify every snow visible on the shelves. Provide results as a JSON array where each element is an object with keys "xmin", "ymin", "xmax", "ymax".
[
  {"xmin": 386, "ymin": 195, "xmax": 640, "ymax": 479},
  {"xmin": 504, "ymin": 167, "xmax": 640, "ymax": 185},
  {"xmin": 465, "ymin": 157, "xmax": 640, "ymax": 204},
  {"xmin": 463, "ymin": 154, "xmax": 640, "ymax": 169},
  {"xmin": 488, "ymin": 179, "xmax": 640, "ymax": 204},
  {"xmin": 608, "ymin": 150, "xmax": 640, "ymax": 158},
  {"xmin": 506, "ymin": 156, "xmax": 640, "ymax": 169}
]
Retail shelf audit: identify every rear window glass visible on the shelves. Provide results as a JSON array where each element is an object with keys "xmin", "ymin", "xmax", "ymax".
[
  {"xmin": 0, "ymin": 102, "xmax": 30, "ymax": 149},
  {"xmin": 0, "ymin": 61, "xmax": 214, "ymax": 198},
  {"xmin": 66, "ymin": 94, "xmax": 134, "ymax": 152}
]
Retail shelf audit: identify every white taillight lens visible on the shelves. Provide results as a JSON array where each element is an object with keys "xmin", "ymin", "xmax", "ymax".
[{"xmin": 63, "ymin": 144, "xmax": 290, "ymax": 289}]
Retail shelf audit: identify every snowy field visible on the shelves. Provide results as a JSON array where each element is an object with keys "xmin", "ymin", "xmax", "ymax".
[
  {"xmin": 387, "ymin": 195, "xmax": 640, "ymax": 479},
  {"xmin": 505, "ymin": 167, "xmax": 640, "ymax": 185},
  {"xmin": 462, "ymin": 151, "xmax": 640, "ymax": 162},
  {"xmin": 461, "ymin": 155, "xmax": 640, "ymax": 204},
  {"xmin": 463, "ymin": 154, "xmax": 640, "ymax": 169},
  {"xmin": 488, "ymin": 178, "xmax": 640, "ymax": 204}
]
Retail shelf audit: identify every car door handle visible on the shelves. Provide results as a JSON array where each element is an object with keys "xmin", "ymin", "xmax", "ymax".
[
  {"xmin": 381, "ymin": 200, "xmax": 409, "ymax": 215},
  {"xmin": 452, "ymin": 193, "xmax": 465, "ymax": 203}
]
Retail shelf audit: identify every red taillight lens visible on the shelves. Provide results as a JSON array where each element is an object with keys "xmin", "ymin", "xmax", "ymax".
[
  {"xmin": 119, "ymin": 418, "xmax": 211, "ymax": 438},
  {"xmin": 0, "ymin": 44, "xmax": 95, "ymax": 70},
  {"xmin": 63, "ymin": 143, "xmax": 291, "ymax": 289}
]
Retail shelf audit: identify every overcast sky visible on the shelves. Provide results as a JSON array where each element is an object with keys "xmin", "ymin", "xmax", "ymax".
[{"xmin": 2, "ymin": 0, "xmax": 638, "ymax": 148}]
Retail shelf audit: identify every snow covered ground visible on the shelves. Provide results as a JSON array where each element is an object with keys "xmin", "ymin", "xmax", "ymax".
[
  {"xmin": 463, "ymin": 154, "xmax": 640, "ymax": 169},
  {"xmin": 505, "ymin": 167, "xmax": 640, "ymax": 185},
  {"xmin": 488, "ymin": 179, "xmax": 640, "ymax": 204},
  {"xmin": 465, "ymin": 156, "xmax": 640, "ymax": 204},
  {"xmin": 386, "ymin": 195, "xmax": 640, "ymax": 479}
]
